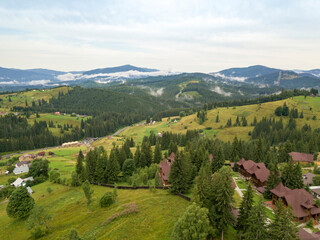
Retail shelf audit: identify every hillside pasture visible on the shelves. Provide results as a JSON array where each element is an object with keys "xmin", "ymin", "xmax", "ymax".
[{"xmin": 0, "ymin": 182, "xmax": 190, "ymax": 240}]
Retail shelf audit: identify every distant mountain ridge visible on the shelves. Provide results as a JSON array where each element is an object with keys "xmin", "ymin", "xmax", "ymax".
[
  {"xmin": 0, "ymin": 64, "xmax": 319, "ymax": 92},
  {"xmin": 213, "ymin": 65, "xmax": 320, "ymax": 89}
]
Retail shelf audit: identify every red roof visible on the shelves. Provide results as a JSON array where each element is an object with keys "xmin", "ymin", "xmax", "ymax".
[
  {"xmin": 271, "ymin": 183, "xmax": 320, "ymax": 218},
  {"xmin": 289, "ymin": 152, "xmax": 314, "ymax": 163}
]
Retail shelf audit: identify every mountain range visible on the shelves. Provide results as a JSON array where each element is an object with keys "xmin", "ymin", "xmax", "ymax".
[{"xmin": 0, "ymin": 64, "xmax": 319, "ymax": 96}]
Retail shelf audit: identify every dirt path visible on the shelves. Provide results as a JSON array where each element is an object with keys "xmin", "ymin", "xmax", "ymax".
[{"xmin": 0, "ymin": 200, "xmax": 8, "ymax": 205}]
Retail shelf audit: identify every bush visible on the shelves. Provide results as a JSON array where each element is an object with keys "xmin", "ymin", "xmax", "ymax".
[
  {"xmin": 122, "ymin": 159, "xmax": 135, "ymax": 178},
  {"xmin": 8, "ymin": 177, "xmax": 16, "ymax": 184},
  {"xmin": 33, "ymin": 176, "xmax": 46, "ymax": 185},
  {"xmin": 6, "ymin": 187, "xmax": 35, "ymax": 218},
  {"xmin": 49, "ymin": 170, "xmax": 60, "ymax": 183},
  {"xmin": 100, "ymin": 192, "xmax": 115, "ymax": 208},
  {"xmin": 7, "ymin": 165, "xmax": 15, "ymax": 173}
]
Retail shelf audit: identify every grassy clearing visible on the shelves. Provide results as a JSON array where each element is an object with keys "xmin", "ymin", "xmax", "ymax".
[
  {"xmin": 0, "ymin": 182, "xmax": 190, "ymax": 240},
  {"xmin": 119, "ymin": 96, "xmax": 320, "ymax": 143},
  {"xmin": 0, "ymin": 87, "xmax": 70, "ymax": 110}
]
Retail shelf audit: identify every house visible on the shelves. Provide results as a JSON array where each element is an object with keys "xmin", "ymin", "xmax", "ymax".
[
  {"xmin": 289, "ymin": 152, "xmax": 314, "ymax": 164},
  {"xmin": 13, "ymin": 165, "xmax": 29, "ymax": 175},
  {"xmin": 27, "ymin": 186, "xmax": 33, "ymax": 194},
  {"xmin": 11, "ymin": 177, "xmax": 34, "ymax": 187},
  {"xmin": 0, "ymin": 111, "xmax": 7, "ymax": 116},
  {"xmin": 15, "ymin": 161, "xmax": 31, "ymax": 168},
  {"xmin": 299, "ymin": 228, "xmax": 320, "ymax": 240},
  {"xmin": 237, "ymin": 158, "xmax": 270, "ymax": 187},
  {"xmin": 158, "ymin": 152, "xmax": 175, "ymax": 185},
  {"xmin": 38, "ymin": 151, "xmax": 45, "ymax": 156},
  {"xmin": 271, "ymin": 183, "xmax": 320, "ymax": 223},
  {"xmin": 19, "ymin": 153, "xmax": 37, "ymax": 162},
  {"xmin": 11, "ymin": 178, "xmax": 24, "ymax": 187},
  {"xmin": 62, "ymin": 141, "xmax": 80, "ymax": 147},
  {"xmin": 54, "ymin": 112, "xmax": 60, "ymax": 115},
  {"xmin": 310, "ymin": 187, "xmax": 320, "ymax": 199},
  {"xmin": 0, "ymin": 185, "xmax": 4, "ymax": 190},
  {"xmin": 303, "ymin": 172, "xmax": 315, "ymax": 186}
]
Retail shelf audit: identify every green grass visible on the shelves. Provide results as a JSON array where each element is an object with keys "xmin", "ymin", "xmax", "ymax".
[
  {"xmin": 0, "ymin": 182, "xmax": 190, "ymax": 240},
  {"xmin": 235, "ymin": 179, "xmax": 248, "ymax": 190}
]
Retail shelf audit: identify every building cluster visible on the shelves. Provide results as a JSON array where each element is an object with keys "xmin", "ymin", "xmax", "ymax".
[{"xmin": 237, "ymin": 151, "xmax": 320, "ymax": 225}]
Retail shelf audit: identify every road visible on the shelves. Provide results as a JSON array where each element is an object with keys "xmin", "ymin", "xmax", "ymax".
[{"xmin": 0, "ymin": 125, "xmax": 133, "ymax": 160}]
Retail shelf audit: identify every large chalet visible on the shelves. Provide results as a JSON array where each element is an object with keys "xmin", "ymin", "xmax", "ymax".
[
  {"xmin": 237, "ymin": 158, "xmax": 270, "ymax": 187},
  {"xmin": 158, "ymin": 152, "xmax": 175, "ymax": 185},
  {"xmin": 271, "ymin": 182, "xmax": 320, "ymax": 223},
  {"xmin": 289, "ymin": 152, "xmax": 314, "ymax": 164}
]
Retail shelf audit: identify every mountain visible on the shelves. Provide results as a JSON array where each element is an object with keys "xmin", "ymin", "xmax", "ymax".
[
  {"xmin": 0, "ymin": 65, "xmax": 168, "ymax": 88},
  {"xmin": 83, "ymin": 64, "xmax": 158, "ymax": 75},
  {"xmin": 216, "ymin": 65, "xmax": 280, "ymax": 79},
  {"xmin": 214, "ymin": 65, "xmax": 320, "ymax": 89}
]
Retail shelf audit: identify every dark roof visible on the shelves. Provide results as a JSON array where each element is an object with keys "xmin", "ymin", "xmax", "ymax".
[
  {"xmin": 238, "ymin": 158, "xmax": 270, "ymax": 184},
  {"xmin": 270, "ymin": 182, "xmax": 291, "ymax": 198},
  {"xmin": 16, "ymin": 161, "xmax": 31, "ymax": 166},
  {"xmin": 168, "ymin": 152, "xmax": 175, "ymax": 163},
  {"xmin": 289, "ymin": 152, "xmax": 314, "ymax": 163},
  {"xmin": 299, "ymin": 228, "xmax": 320, "ymax": 240},
  {"xmin": 257, "ymin": 186, "xmax": 266, "ymax": 194},
  {"xmin": 271, "ymin": 183, "xmax": 320, "ymax": 218},
  {"xmin": 311, "ymin": 188, "xmax": 320, "ymax": 196},
  {"xmin": 303, "ymin": 173, "xmax": 315, "ymax": 185},
  {"xmin": 159, "ymin": 159, "xmax": 171, "ymax": 181}
]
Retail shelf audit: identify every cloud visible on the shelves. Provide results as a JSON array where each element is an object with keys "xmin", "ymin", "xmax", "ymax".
[
  {"xmin": 211, "ymin": 86, "xmax": 232, "ymax": 96},
  {"xmin": 28, "ymin": 80, "xmax": 51, "ymax": 85},
  {"xmin": 212, "ymin": 73, "xmax": 247, "ymax": 82},
  {"xmin": 0, "ymin": 1, "xmax": 319, "ymax": 71}
]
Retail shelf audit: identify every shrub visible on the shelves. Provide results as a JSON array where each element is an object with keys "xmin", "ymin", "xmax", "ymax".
[
  {"xmin": 100, "ymin": 192, "xmax": 115, "ymax": 208},
  {"xmin": 8, "ymin": 177, "xmax": 16, "ymax": 184},
  {"xmin": 7, "ymin": 165, "xmax": 15, "ymax": 173},
  {"xmin": 6, "ymin": 187, "xmax": 35, "ymax": 219}
]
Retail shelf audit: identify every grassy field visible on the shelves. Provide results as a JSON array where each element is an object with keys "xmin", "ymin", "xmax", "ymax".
[
  {"xmin": 0, "ymin": 87, "xmax": 71, "ymax": 110},
  {"xmin": 0, "ymin": 182, "xmax": 190, "ymax": 240},
  {"xmin": 120, "ymin": 96, "xmax": 320, "ymax": 143}
]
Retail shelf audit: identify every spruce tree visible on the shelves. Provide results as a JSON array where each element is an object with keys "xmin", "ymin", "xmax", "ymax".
[
  {"xmin": 153, "ymin": 142, "xmax": 162, "ymax": 164},
  {"xmin": 245, "ymin": 197, "xmax": 268, "ymax": 240},
  {"xmin": 264, "ymin": 158, "xmax": 281, "ymax": 199},
  {"xmin": 254, "ymin": 137, "xmax": 264, "ymax": 163},
  {"xmin": 95, "ymin": 152, "xmax": 106, "ymax": 183},
  {"xmin": 134, "ymin": 145, "xmax": 141, "ymax": 167},
  {"xmin": 168, "ymin": 151, "xmax": 192, "ymax": 194},
  {"xmin": 105, "ymin": 150, "xmax": 120, "ymax": 183},
  {"xmin": 85, "ymin": 149, "xmax": 97, "ymax": 183},
  {"xmin": 269, "ymin": 200, "xmax": 299, "ymax": 240},
  {"xmin": 212, "ymin": 145, "xmax": 225, "ymax": 173},
  {"xmin": 282, "ymin": 157, "xmax": 303, "ymax": 189},
  {"xmin": 237, "ymin": 183, "xmax": 254, "ymax": 235},
  {"xmin": 210, "ymin": 167, "xmax": 234, "ymax": 239},
  {"xmin": 193, "ymin": 161, "xmax": 212, "ymax": 209}
]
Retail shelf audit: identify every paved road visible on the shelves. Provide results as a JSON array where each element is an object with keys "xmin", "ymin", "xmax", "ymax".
[{"xmin": 112, "ymin": 126, "xmax": 130, "ymax": 136}]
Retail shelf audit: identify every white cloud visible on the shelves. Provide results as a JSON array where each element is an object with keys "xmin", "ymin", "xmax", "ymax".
[
  {"xmin": 0, "ymin": 80, "xmax": 18, "ymax": 84},
  {"xmin": 28, "ymin": 80, "xmax": 51, "ymax": 85},
  {"xmin": 211, "ymin": 86, "xmax": 232, "ymax": 96},
  {"xmin": 0, "ymin": 1, "xmax": 319, "ymax": 71},
  {"xmin": 213, "ymin": 73, "xmax": 247, "ymax": 82}
]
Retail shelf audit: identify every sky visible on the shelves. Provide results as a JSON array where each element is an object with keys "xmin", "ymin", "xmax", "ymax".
[{"xmin": 0, "ymin": 0, "xmax": 319, "ymax": 72}]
